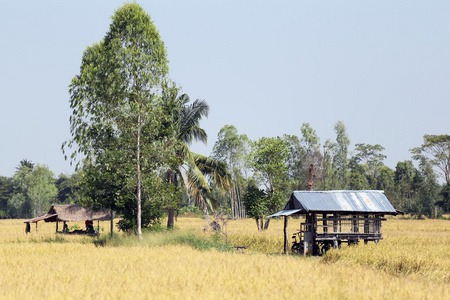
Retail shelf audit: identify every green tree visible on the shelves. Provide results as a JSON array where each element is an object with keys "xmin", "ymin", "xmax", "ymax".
[
  {"xmin": 411, "ymin": 134, "xmax": 450, "ymax": 184},
  {"xmin": 249, "ymin": 136, "xmax": 289, "ymax": 229},
  {"xmin": 7, "ymin": 193, "xmax": 31, "ymax": 219},
  {"xmin": 412, "ymin": 158, "xmax": 440, "ymax": 217},
  {"xmin": 299, "ymin": 123, "xmax": 324, "ymax": 190},
  {"xmin": 64, "ymin": 3, "xmax": 177, "ymax": 238},
  {"xmin": 285, "ymin": 134, "xmax": 302, "ymax": 187},
  {"xmin": 322, "ymin": 139, "xmax": 335, "ymax": 190},
  {"xmin": 10, "ymin": 163, "xmax": 57, "ymax": 218},
  {"xmin": 354, "ymin": 143, "xmax": 387, "ymax": 188},
  {"xmin": 55, "ymin": 172, "xmax": 82, "ymax": 204},
  {"xmin": 394, "ymin": 160, "xmax": 418, "ymax": 212},
  {"xmin": 0, "ymin": 176, "xmax": 13, "ymax": 218},
  {"xmin": 348, "ymin": 157, "xmax": 370, "ymax": 190},
  {"xmin": 160, "ymin": 84, "xmax": 230, "ymax": 228},
  {"xmin": 211, "ymin": 124, "xmax": 249, "ymax": 219},
  {"xmin": 332, "ymin": 121, "xmax": 350, "ymax": 189},
  {"xmin": 438, "ymin": 183, "xmax": 450, "ymax": 212},
  {"xmin": 242, "ymin": 182, "xmax": 267, "ymax": 230},
  {"xmin": 411, "ymin": 134, "xmax": 450, "ymax": 213},
  {"xmin": 376, "ymin": 166, "xmax": 396, "ymax": 201},
  {"xmin": 27, "ymin": 165, "xmax": 58, "ymax": 216}
]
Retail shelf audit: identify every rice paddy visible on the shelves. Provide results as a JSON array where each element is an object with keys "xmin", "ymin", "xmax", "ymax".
[{"xmin": 0, "ymin": 217, "xmax": 449, "ymax": 299}]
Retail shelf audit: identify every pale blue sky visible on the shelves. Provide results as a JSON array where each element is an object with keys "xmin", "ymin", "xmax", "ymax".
[{"xmin": 1, "ymin": 1, "xmax": 449, "ymax": 178}]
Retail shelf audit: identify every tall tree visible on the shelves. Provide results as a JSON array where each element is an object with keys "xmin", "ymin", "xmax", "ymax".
[
  {"xmin": 211, "ymin": 124, "xmax": 249, "ymax": 219},
  {"xmin": 64, "ymin": 3, "xmax": 176, "ymax": 238},
  {"xmin": 27, "ymin": 165, "xmax": 58, "ymax": 216},
  {"xmin": 354, "ymin": 143, "xmax": 387, "ymax": 188},
  {"xmin": 10, "ymin": 163, "xmax": 57, "ymax": 218},
  {"xmin": 411, "ymin": 134, "xmax": 450, "ymax": 184},
  {"xmin": 394, "ymin": 160, "xmax": 418, "ymax": 212},
  {"xmin": 249, "ymin": 136, "xmax": 289, "ymax": 229},
  {"xmin": 299, "ymin": 123, "xmax": 324, "ymax": 190},
  {"xmin": 348, "ymin": 157, "xmax": 370, "ymax": 190},
  {"xmin": 55, "ymin": 172, "xmax": 82, "ymax": 204},
  {"xmin": 376, "ymin": 166, "xmax": 396, "ymax": 200},
  {"xmin": 160, "ymin": 84, "xmax": 230, "ymax": 228},
  {"xmin": 242, "ymin": 181, "xmax": 267, "ymax": 230},
  {"xmin": 412, "ymin": 157, "xmax": 440, "ymax": 217},
  {"xmin": 332, "ymin": 121, "xmax": 350, "ymax": 189},
  {"xmin": 0, "ymin": 176, "xmax": 14, "ymax": 218},
  {"xmin": 411, "ymin": 135, "xmax": 450, "ymax": 214}
]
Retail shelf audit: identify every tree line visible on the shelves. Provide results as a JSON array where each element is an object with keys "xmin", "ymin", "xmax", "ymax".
[
  {"xmin": 210, "ymin": 123, "xmax": 450, "ymax": 226},
  {"xmin": 1, "ymin": 125, "xmax": 448, "ymax": 229},
  {"xmin": 1, "ymin": 4, "xmax": 449, "ymax": 234}
]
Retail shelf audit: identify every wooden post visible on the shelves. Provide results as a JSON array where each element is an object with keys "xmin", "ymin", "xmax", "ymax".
[
  {"xmin": 56, "ymin": 221, "xmax": 59, "ymax": 233},
  {"xmin": 323, "ymin": 213, "xmax": 327, "ymax": 233},
  {"xmin": 110, "ymin": 210, "xmax": 114, "ymax": 237},
  {"xmin": 333, "ymin": 213, "xmax": 338, "ymax": 233},
  {"xmin": 353, "ymin": 215, "xmax": 358, "ymax": 233},
  {"xmin": 35, "ymin": 222, "xmax": 38, "ymax": 234},
  {"xmin": 283, "ymin": 216, "xmax": 288, "ymax": 255}
]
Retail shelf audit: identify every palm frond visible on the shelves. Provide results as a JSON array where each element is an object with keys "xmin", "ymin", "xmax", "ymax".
[
  {"xmin": 180, "ymin": 99, "xmax": 209, "ymax": 145},
  {"xmin": 192, "ymin": 152, "xmax": 232, "ymax": 191}
]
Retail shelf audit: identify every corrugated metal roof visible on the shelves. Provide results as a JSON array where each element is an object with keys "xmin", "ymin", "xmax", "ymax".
[
  {"xmin": 267, "ymin": 209, "xmax": 302, "ymax": 218},
  {"xmin": 284, "ymin": 190, "xmax": 396, "ymax": 214}
]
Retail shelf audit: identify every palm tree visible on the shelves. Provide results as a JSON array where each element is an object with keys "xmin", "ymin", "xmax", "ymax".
[{"xmin": 161, "ymin": 84, "xmax": 230, "ymax": 228}]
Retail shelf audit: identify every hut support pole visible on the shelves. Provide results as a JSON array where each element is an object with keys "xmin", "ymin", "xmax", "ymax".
[
  {"xmin": 56, "ymin": 221, "xmax": 58, "ymax": 233},
  {"xmin": 35, "ymin": 222, "xmax": 38, "ymax": 234},
  {"xmin": 283, "ymin": 216, "xmax": 288, "ymax": 255},
  {"xmin": 110, "ymin": 210, "xmax": 114, "ymax": 237}
]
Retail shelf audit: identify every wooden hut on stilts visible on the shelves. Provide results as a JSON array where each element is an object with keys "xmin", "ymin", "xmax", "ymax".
[{"xmin": 268, "ymin": 190, "xmax": 403, "ymax": 255}]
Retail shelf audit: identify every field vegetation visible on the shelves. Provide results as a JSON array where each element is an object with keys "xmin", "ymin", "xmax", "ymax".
[{"xmin": 0, "ymin": 217, "xmax": 448, "ymax": 299}]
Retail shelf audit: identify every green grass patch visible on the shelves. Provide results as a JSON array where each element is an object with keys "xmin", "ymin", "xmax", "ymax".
[{"xmin": 91, "ymin": 230, "xmax": 234, "ymax": 252}]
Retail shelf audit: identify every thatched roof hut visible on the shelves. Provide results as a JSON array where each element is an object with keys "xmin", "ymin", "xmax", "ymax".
[
  {"xmin": 23, "ymin": 204, "xmax": 112, "ymax": 234},
  {"xmin": 45, "ymin": 204, "xmax": 111, "ymax": 222},
  {"xmin": 23, "ymin": 204, "xmax": 111, "ymax": 223}
]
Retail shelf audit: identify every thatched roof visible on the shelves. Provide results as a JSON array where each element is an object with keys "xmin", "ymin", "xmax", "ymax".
[
  {"xmin": 23, "ymin": 214, "xmax": 58, "ymax": 223},
  {"xmin": 44, "ymin": 204, "xmax": 111, "ymax": 222}
]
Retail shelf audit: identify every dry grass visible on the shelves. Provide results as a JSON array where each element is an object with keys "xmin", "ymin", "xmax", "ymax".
[{"xmin": 0, "ymin": 217, "xmax": 449, "ymax": 299}]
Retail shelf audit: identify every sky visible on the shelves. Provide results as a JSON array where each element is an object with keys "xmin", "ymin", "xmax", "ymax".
[{"xmin": 0, "ymin": 1, "xmax": 449, "ymax": 178}]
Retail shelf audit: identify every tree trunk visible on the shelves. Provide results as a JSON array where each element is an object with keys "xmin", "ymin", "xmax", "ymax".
[
  {"xmin": 230, "ymin": 188, "xmax": 235, "ymax": 220},
  {"xmin": 110, "ymin": 209, "xmax": 114, "ymax": 237},
  {"xmin": 283, "ymin": 216, "xmax": 288, "ymax": 254},
  {"xmin": 167, "ymin": 208, "xmax": 174, "ymax": 229},
  {"xmin": 167, "ymin": 170, "xmax": 175, "ymax": 229},
  {"xmin": 263, "ymin": 218, "xmax": 270, "ymax": 230},
  {"xmin": 136, "ymin": 116, "xmax": 142, "ymax": 240},
  {"xmin": 256, "ymin": 218, "xmax": 260, "ymax": 230}
]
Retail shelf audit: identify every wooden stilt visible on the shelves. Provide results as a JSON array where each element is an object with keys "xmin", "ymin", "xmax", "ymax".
[
  {"xmin": 283, "ymin": 216, "xmax": 288, "ymax": 254},
  {"xmin": 110, "ymin": 209, "xmax": 114, "ymax": 237}
]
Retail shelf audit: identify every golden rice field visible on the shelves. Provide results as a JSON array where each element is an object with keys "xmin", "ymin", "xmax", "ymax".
[{"xmin": 0, "ymin": 217, "xmax": 449, "ymax": 299}]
